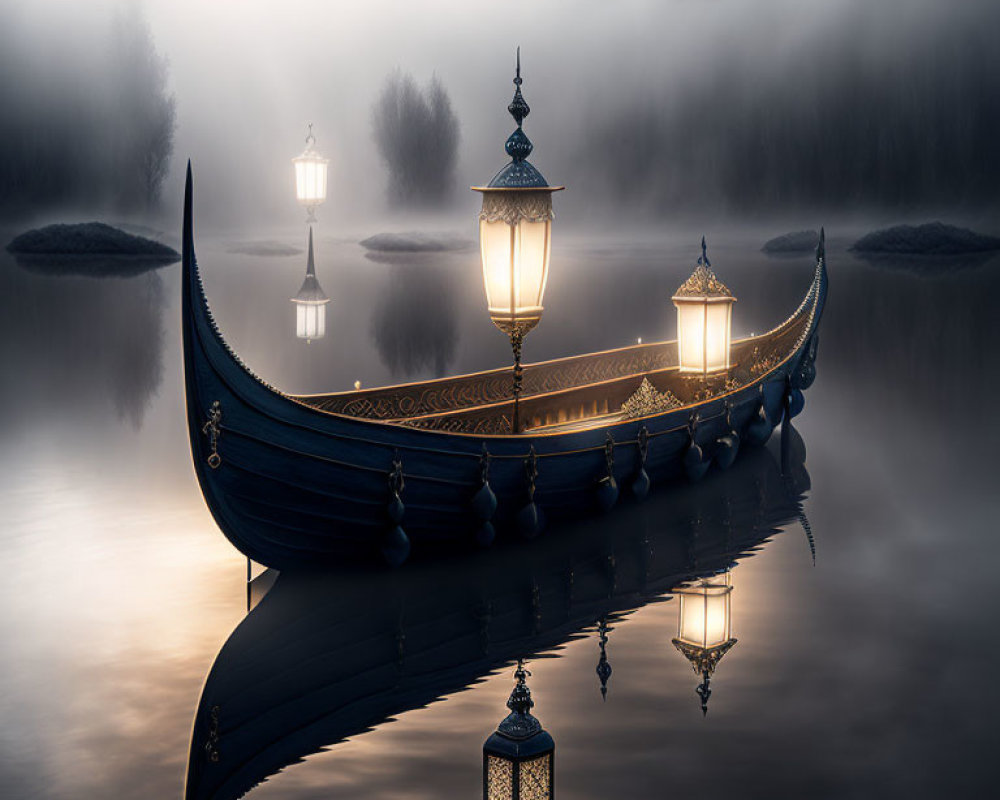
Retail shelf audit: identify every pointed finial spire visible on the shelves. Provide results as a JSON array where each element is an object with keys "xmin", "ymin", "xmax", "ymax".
[
  {"xmin": 817, "ymin": 227, "xmax": 825, "ymax": 263},
  {"xmin": 505, "ymin": 47, "xmax": 533, "ymax": 161},
  {"xmin": 495, "ymin": 658, "xmax": 544, "ymax": 740},
  {"xmin": 700, "ymin": 235, "xmax": 710, "ymax": 268},
  {"xmin": 305, "ymin": 122, "xmax": 315, "ymax": 148},
  {"xmin": 596, "ymin": 617, "xmax": 613, "ymax": 701},
  {"xmin": 507, "ymin": 658, "xmax": 534, "ymax": 715},
  {"xmin": 306, "ymin": 226, "xmax": 316, "ymax": 277}
]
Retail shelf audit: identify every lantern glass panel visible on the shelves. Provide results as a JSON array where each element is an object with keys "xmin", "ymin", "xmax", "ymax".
[
  {"xmin": 296, "ymin": 302, "xmax": 326, "ymax": 340},
  {"xmin": 294, "ymin": 158, "xmax": 328, "ymax": 205},
  {"xmin": 675, "ymin": 299, "xmax": 733, "ymax": 374},
  {"xmin": 676, "ymin": 301, "xmax": 706, "ymax": 373},
  {"xmin": 486, "ymin": 754, "xmax": 514, "ymax": 800},
  {"xmin": 480, "ymin": 217, "xmax": 551, "ymax": 321},
  {"xmin": 704, "ymin": 302, "xmax": 732, "ymax": 372},
  {"xmin": 677, "ymin": 586, "xmax": 731, "ymax": 649},
  {"xmin": 519, "ymin": 754, "xmax": 552, "ymax": 800}
]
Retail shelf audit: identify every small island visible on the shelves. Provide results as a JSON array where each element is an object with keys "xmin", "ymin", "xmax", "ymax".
[
  {"xmin": 360, "ymin": 231, "xmax": 474, "ymax": 254},
  {"xmin": 7, "ymin": 222, "xmax": 180, "ymax": 276},
  {"xmin": 849, "ymin": 222, "xmax": 1000, "ymax": 273},
  {"xmin": 851, "ymin": 222, "xmax": 1000, "ymax": 256},
  {"xmin": 762, "ymin": 230, "xmax": 820, "ymax": 254}
]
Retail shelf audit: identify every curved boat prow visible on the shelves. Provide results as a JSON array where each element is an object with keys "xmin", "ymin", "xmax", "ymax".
[{"xmin": 183, "ymin": 161, "xmax": 193, "ymax": 268}]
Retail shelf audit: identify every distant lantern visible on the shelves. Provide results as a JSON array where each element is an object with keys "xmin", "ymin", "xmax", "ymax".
[
  {"xmin": 292, "ymin": 124, "xmax": 329, "ymax": 223},
  {"xmin": 671, "ymin": 570, "xmax": 738, "ymax": 715},
  {"xmin": 291, "ymin": 227, "xmax": 329, "ymax": 341},
  {"xmin": 473, "ymin": 48, "xmax": 564, "ymax": 434},
  {"xmin": 672, "ymin": 237, "xmax": 736, "ymax": 375},
  {"xmin": 483, "ymin": 659, "xmax": 555, "ymax": 800}
]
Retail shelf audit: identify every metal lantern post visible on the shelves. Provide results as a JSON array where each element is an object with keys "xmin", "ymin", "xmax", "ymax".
[
  {"xmin": 483, "ymin": 659, "xmax": 555, "ymax": 800},
  {"xmin": 671, "ymin": 570, "xmax": 737, "ymax": 715},
  {"xmin": 293, "ymin": 124, "xmax": 329, "ymax": 224},
  {"xmin": 291, "ymin": 227, "xmax": 330, "ymax": 341},
  {"xmin": 473, "ymin": 49, "xmax": 564, "ymax": 434},
  {"xmin": 672, "ymin": 237, "xmax": 736, "ymax": 375}
]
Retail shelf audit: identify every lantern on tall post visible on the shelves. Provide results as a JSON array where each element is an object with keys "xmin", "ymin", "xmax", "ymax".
[
  {"xmin": 672, "ymin": 237, "xmax": 736, "ymax": 375},
  {"xmin": 483, "ymin": 659, "xmax": 555, "ymax": 800},
  {"xmin": 292, "ymin": 124, "xmax": 329, "ymax": 224},
  {"xmin": 671, "ymin": 570, "xmax": 737, "ymax": 715},
  {"xmin": 473, "ymin": 48, "xmax": 564, "ymax": 434},
  {"xmin": 291, "ymin": 227, "xmax": 329, "ymax": 341}
]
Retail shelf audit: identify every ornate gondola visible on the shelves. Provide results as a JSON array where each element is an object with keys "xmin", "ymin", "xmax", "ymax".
[
  {"xmin": 182, "ymin": 164, "xmax": 826, "ymax": 568},
  {"xmin": 185, "ymin": 433, "xmax": 812, "ymax": 800}
]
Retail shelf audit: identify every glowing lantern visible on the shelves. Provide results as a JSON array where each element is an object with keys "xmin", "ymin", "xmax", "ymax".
[
  {"xmin": 291, "ymin": 227, "xmax": 329, "ymax": 341},
  {"xmin": 473, "ymin": 48, "xmax": 563, "ymax": 433},
  {"xmin": 672, "ymin": 237, "xmax": 736, "ymax": 375},
  {"xmin": 671, "ymin": 570, "xmax": 737, "ymax": 714},
  {"xmin": 292, "ymin": 124, "xmax": 329, "ymax": 223},
  {"xmin": 483, "ymin": 659, "xmax": 555, "ymax": 800}
]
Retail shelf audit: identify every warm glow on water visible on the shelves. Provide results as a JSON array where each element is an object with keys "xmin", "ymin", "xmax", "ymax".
[{"xmin": 1, "ymin": 227, "xmax": 998, "ymax": 799}]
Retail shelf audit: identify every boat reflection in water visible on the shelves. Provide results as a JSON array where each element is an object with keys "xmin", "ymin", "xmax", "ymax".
[{"xmin": 185, "ymin": 426, "xmax": 812, "ymax": 800}]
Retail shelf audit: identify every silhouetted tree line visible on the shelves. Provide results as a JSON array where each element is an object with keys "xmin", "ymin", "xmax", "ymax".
[
  {"xmin": 371, "ymin": 71, "xmax": 460, "ymax": 207},
  {"xmin": 581, "ymin": 2, "xmax": 1000, "ymax": 215},
  {"xmin": 0, "ymin": 8, "xmax": 175, "ymax": 218}
]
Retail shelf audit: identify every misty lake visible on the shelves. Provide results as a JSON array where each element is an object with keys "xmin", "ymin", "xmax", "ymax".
[{"xmin": 1, "ymin": 222, "xmax": 998, "ymax": 799}]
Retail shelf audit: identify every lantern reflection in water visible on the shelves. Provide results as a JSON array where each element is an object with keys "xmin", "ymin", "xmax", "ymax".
[
  {"xmin": 291, "ymin": 227, "xmax": 329, "ymax": 342},
  {"xmin": 483, "ymin": 659, "xmax": 555, "ymax": 800},
  {"xmin": 671, "ymin": 569, "xmax": 737, "ymax": 714}
]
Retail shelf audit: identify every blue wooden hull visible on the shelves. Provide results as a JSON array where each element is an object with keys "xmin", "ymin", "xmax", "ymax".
[{"xmin": 182, "ymin": 164, "xmax": 827, "ymax": 567}]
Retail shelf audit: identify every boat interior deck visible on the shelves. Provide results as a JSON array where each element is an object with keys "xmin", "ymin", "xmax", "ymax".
[{"xmin": 293, "ymin": 307, "xmax": 808, "ymax": 435}]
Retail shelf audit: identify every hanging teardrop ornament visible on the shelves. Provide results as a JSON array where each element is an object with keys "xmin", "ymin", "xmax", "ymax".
[
  {"xmin": 595, "ymin": 432, "xmax": 619, "ymax": 512},
  {"xmin": 630, "ymin": 425, "xmax": 651, "ymax": 500},
  {"xmin": 684, "ymin": 412, "xmax": 710, "ymax": 482},
  {"xmin": 715, "ymin": 402, "xmax": 740, "ymax": 470}
]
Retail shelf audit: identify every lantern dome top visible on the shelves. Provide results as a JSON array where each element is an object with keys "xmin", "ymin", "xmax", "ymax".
[
  {"xmin": 484, "ymin": 660, "xmax": 554, "ymax": 759},
  {"xmin": 475, "ymin": 48, "xmax": 562, "ymax": 191},
  {"xmin": 496, "ymin": 660, "xmax": 542, "ymax": 740},
  {"xmin": 293, "ymin": 228, "xmax": 329, "ymax": 304},
  {"xmin": 672, "ymin": 237, "xmax": 735, "ymax": 301}
]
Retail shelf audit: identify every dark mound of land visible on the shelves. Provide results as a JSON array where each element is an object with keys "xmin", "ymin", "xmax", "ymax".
[
  {"xmin": 762, "ymin": 230, "xmax": 819, "ymax": 254},
  {"xmin": 227, "ymin": 240, "xmax": 303, "ymax": 257},
  {"xmin": 8, "ymin": 222, "xmax": 180, "ymax": 258},
  {"xmin": 359, "ymin": 231, "xmax": 474, "ymax": 253},
  {"xmin": 851, "ymin": 222, "xmax": 1000, "ymax": 255}
]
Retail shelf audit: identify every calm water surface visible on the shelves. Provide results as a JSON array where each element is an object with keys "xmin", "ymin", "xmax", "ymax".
[{"xmin": 1, "ymin": 221, "xmax": 997, "ymax": 798}]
